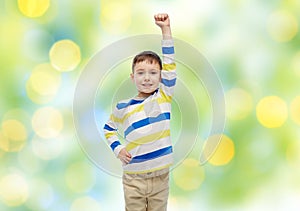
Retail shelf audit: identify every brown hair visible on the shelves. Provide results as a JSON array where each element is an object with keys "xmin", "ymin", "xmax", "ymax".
[{"xmin": 132, "ymin": 51, "xmax": 162, "ymax": 72}]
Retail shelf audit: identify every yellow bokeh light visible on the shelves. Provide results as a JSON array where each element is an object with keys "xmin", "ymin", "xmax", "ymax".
[
  {"xmin": 26, "ymin": 80, "xmax": 54, "ymax": 104},
  {"xmin": 292, "ymin": 51, "xmax": 300, "ymax": 77},
  {"xmin": 65, "ymin": 162, "xmax": 96, "ymax": 193},
  {"xmin": 225, "ymin": 88, "xmax": 253, "ymax": 120},
  {"xmin": 203, "ymin": 134, "xmax": 235, "ymax": 166},
  {"xmin": 49, "ymin": 40, "xmax": 81, "ymax": 72},
  {"xmin": 0, "ymin": 173, "xmax": 29, "ymax": 207},
  {"xmin": 18, "ymin": 0, "xmax": 50, "ymax": 18},
  {"xmin": 32, "ymin": 106, "xmax": 63, "ymax": 139},
  {"xmin": 100, "ymin": 1, "xmax": 132, "ymax": 34},
  {"xmin": 26, "ymin": 63, "xmax": 61, "ymax": 104},
  {"xmin": 256, "ymin": 96, "xmax": 288, "ymax": 128},
  {"xmin": 173, "ymin": 158, "xmax": 205, "ymax": 191},
  {"xmin": 290, "ymin": 96, "xmax": 300, "ymax": 125},
  {"xmin": 268, "ymin": 10, "xmax": 298, "ymax": 42},
  {"xmin": 2, "ymin": 120, "xmax": 27, "ymax": 141},
  {"xmin": 0, "ymin": 120, "xmax": 27, "ymax": 152},
  {"xmin": 70, "ymin": 196, "xmax": 102, "ymax": 211},
  {"xmin": 29, "ymin": 63, "xmax": 61, "ymax": 95}
]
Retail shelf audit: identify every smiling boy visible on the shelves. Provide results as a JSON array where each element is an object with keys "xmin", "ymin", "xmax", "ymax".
[{"xmin": 103, "ymin": 13, "xmax": 176, "ymax": 210}]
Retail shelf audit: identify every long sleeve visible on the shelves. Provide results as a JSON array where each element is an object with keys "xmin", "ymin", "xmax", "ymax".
[
  {"xmin": 103, "ymin": 106, "xmax": 125, "ymax": 157},
  {"xmin": 160, "ymin": 39, "xmax": 176, "ymax": 99}
]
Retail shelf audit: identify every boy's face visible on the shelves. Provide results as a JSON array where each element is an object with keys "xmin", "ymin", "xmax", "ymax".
[{"xmin": 131, "ymin": 60, "xmax": 161, "ymax": 98}]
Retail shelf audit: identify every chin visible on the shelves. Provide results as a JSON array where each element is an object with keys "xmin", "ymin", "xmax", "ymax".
[{"xmin": 144, "ymin": 89, "xmax": 156, "ymax": 94}]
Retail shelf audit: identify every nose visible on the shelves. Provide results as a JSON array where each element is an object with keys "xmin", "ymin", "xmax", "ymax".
[{"xmin": 144, "ymin": 72, "xmax": 150, "ymax": 80}]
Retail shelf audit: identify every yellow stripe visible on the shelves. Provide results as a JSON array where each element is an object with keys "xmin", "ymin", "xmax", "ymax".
[
  {"xmin": 111, "ymin": 114, "xmax": 123, "ymax": 123},
  {"xmin": 126, "ymin": 129, "xmax": 170, "ymax": 151},
  {"xmin": 104, "ymin": 131, "xmax": 116, "ymax": 139},
  {"xmin": 159, "ymin": 88, "xmax": 172, "ymax": 103},
  {"xmin": 112, "ymin": 90, "xmax": 173, "ymax": 125},
  {"xmin": 121, "ymin": 104, "xmax": 145, "ymax": 123},
  {"xmin": 163, "ymin": 63, "xmax": 176, "ymax": 71},
  {"xmin": 157, "ymin": 93, "xmax": 171, "ymax": 103},
  {"xmin": 119, "ymin": 98, "xmax": 169, "ymax": 123},
  {"xmin": 124, "ymin": 164, "xmax": 172, "ymax": 174}
]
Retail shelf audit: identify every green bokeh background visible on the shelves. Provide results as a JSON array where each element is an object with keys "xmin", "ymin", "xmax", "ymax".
[{"xmin": 1, "ymin": 0, "xmax": 300, "ymax": 210}]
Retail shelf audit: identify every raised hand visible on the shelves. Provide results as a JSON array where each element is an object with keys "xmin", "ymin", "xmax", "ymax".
[
  {"xmin": 154, "ymin": 13, "xmax": 172, "ymax": 39},
  {"xmin": 154, "ymin": 13, "xmax": 170, "ymax": 28}
]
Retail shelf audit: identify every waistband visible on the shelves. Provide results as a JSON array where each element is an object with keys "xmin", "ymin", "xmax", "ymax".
[{"xmin": 123, "ymin": 168, "xmax": 169, "ymax": 179}]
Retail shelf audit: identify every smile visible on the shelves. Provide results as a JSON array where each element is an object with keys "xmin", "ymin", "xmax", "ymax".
[{"xmin": 142, "ymin": 84, "xmax": 153, "ymax": 87}]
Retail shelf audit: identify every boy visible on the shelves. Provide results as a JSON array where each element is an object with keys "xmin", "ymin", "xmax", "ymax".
[{"xmin": 103, "ymin": 13, "xmax": 176, "ymax": 211}]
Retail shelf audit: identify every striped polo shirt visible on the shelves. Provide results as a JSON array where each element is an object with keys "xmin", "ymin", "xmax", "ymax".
[{"xmin": 103, "ymin": 39, "xmax": 176, "ymax": 174}]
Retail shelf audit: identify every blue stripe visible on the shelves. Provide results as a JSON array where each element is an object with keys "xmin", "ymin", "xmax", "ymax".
[
  {"xmin": 124, "ymin": 112, "xmax": 170, "ymax": 137},
  {"xmin": 162, "ymin": 46, "xmax": 175, "ymax": 54},
  {"xmin": 104, "ymin": 124, "xmax": 115, "ymax": 131},
  {"xmin": 110, "ymin": 141, "xmax": 121, "ymax": 151},
  {"xmin": 161, "ymin": 78, "xmax": 176, "ymax": 87},
  {"xmin": 117, "ymin": 99, "xmax": 144, "ymax": 110},
  {"xmin": 129, "ymin": 146, "xmax": 172, "ymax": 164}
]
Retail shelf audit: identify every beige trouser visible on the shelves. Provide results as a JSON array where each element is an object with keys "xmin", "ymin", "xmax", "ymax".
[{"xmin": 122, "ymin": 169, "xmax": 169, "ymax": 211}]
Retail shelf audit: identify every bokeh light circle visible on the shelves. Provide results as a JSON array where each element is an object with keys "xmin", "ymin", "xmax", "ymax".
[
  {"xmin": 28, "ymin": 63, "xmax": 61, "ymax": 95},
  {"xmin": 256, "ymin": 96, "xmax": 288, "ymax": 128},
  {"xmin": 267, "ymin": 10, "xmax": 298, "ymax": 42},
  {"xmin": 100, "ymin": 1, "xmax": 131, "ymax": 34},
  {"xmin": 26, "ymin": 63, "xmax": 61, "ymax": 104},
  {"xmin": 2, "ymin": 120, "xmax": 27, "ymax": 142},
  {"xmin": 73, "ymin": 35, "xmax": 225, "ymax": 177},
  {"xmin": 32, "ymin": 106, "xmax": 64, "ymax": 138},
  {"xmin": 0, "ymin": 119, "xmax": 27, "ymax": 152},
  {"xmin": 203, "ymin": 134, "xmax": 235, "ymax": 166},
  {"xmin": 49, "ymin": 39, "xmax": 81, "ymax": 72},
  {"xmin": 173, "ymin": 158, "xmax": 205, "ymax": 191},
  {"xmin": 0, "ymin": 173, "xmax": 29, "ymax": 207},
  {"xmin": 18, "ymin": 0, "xmax": 50, "ymax": 18}
]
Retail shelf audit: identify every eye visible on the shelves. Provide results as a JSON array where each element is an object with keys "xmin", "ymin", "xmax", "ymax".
[{"xmin": 151, "ymin": 71, "xmax": 158, "ymax": 75}]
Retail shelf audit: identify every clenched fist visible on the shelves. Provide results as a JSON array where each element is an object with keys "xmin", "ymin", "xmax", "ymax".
[{"xmin": 154, "ymin": 13, "xmax": 170, "ymax": 28}]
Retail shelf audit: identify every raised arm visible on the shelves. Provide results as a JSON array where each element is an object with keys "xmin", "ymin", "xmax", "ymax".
[{"xmin": 154, "ymin": 13, "xmax": 176, "ymax": 99}]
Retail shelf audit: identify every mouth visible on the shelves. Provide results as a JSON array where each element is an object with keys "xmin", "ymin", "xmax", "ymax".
[{"xmin": 142, "ymin": 84, "xmax": 153, "ymax": 87}]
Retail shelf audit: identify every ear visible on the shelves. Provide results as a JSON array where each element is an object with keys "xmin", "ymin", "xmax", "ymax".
[{"xmin": 130, "ymin": 73, "xmax": 134, "ymax": 82}]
